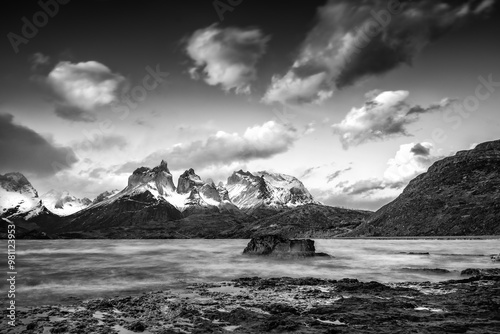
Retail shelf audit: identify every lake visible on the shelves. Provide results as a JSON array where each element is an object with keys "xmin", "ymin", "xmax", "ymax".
[{"xmin": 1, "ymin": 239, "xmax": 499, "ymax": 307}]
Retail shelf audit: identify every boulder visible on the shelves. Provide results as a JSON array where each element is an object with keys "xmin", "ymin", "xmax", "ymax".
[
  {"xmin": 243, "ymin": 235, "xmax": 330, "ymax": 258},
  {"xmin": 490, "ymin": 253, "xmax": 500, "ymax": 262}
]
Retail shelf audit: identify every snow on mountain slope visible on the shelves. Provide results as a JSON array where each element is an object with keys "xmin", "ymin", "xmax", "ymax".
[
  {"xmin": 0, "ymin": 172, "xmax": 40, "ymax": 217},
  {"xmin": 40, "ymin": 190, "xmax": 92, "ymax": 216},
  {"xmin": 92, "ymin": 189, "xmax": 120, "ymax": 204},
  {"xmin": 83, "ymin": 160, "xmax": 238, "ymax": 214},
  {"xmin": 226, "ymin": 170, "xmax": 317, "ymax": 211}
]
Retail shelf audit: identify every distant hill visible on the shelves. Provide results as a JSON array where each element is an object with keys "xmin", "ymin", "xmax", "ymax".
[{"xmin": 230, "ymin": 203, "xmax": 371, "ymax": 238}]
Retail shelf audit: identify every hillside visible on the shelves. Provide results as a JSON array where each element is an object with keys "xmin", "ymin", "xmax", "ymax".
[{"xmin": 349, "ymin": 140, "xmax": 500, "ymax": 236}]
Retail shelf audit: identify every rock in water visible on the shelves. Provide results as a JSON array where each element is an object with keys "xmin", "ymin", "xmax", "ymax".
[
  {"xmin": 491, "ymin": 253, "xmax": 500, "ymax": 262},
  {"xmin": 243, "ymin": 235, "xmax": 329, "ymax": 258}
]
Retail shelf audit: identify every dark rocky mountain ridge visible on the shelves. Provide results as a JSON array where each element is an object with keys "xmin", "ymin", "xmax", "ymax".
[{"xmin": 349, "ymin": 139, "xmax": 500, "ymax": 236}]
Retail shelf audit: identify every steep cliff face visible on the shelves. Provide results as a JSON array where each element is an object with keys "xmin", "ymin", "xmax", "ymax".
[
  {"xmin": 127, "ymin": 160, "xmax": 176, "ymax": 195},
  {"xmin": 349, "ymin": 140, "xmax": 500, "ymax": 236},
  {"xmin": 176, "ymin": 168, "xmax": 204, "ymax": 194}
]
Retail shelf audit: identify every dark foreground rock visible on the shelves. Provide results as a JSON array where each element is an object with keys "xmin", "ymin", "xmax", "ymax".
[
  {"xmin": 3, "ymin": 273, "xmax": 500, "ymax": 333},
  {"xmin": 461, "ymin": 268, "xmax": 500, "ymax": 276},
  {"xmin": 243, "ymin": 235, "xmax": 330, "ymax": 258}
]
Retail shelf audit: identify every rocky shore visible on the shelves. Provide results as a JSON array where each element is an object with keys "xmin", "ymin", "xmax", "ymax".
[{"xmin": 3, "ymin": 271, "xmax": 500, "ymax": 334}]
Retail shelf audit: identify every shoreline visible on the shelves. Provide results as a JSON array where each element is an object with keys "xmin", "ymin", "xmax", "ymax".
[
  {"xmin": 2, "ymin": 273, "xmax": 500, "ymax": 333},
  {"xmin": 4, "ymin": 235, "xmax": 500, "ymax": 240}
]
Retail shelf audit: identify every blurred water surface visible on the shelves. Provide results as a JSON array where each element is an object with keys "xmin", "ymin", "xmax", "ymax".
[{"xmin": 1, "ymin": 239, "xmax": 499, "ymax": 306}]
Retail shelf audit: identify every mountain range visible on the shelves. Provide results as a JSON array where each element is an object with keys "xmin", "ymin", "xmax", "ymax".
[
  {"xmin": 1, "ymin": 139, "xmax": 499, "ymax": 238},
  {"xmin": 1, "ymin": 160, "xmax": 365, "ymax": 238}
]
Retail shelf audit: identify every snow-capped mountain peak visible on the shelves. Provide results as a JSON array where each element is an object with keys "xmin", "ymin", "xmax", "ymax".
[
  {"xmin": 0, "ymin": 172, "xmax": 40, "ymax": 217},
  {"xmin": 87, "ymin": 161, "xmax": 238, "ymax": 214},
  {"xmin": 225, "ymin": 170, "xmax": 317, "ymax": 212},
  {"xmin": 92, "ymin": 189, "xmax": 120, "ymax": 204},
  {"xmin": 40, "ymin": 190, "xmax": 92, "ymax": 216}
]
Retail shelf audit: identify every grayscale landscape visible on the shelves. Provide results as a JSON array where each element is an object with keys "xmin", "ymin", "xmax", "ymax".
[{"xmin": 1, "ymin": 1, "xmax": 499, "ymax": 333}]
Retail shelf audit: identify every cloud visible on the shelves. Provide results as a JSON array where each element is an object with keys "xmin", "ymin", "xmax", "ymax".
[
  {"xmin": 0, "ymin": 114, "xmax": 78, "ymax": 176},
  {"xmin": 87, "ymin": 167, "xmax": 107, "ymax": 179},
  {"xmin": 332, "ymin": 90, "xmax": 414, "ymax": 148},
  {"xmin": 332, "ymin": 90, "xmax": 455, "ymax": 148},
  {"xmin": 300, "ymin": 166, "xmax": 322, "ymax": 179},
  {"xmin": 410, "ymin": 143, "xmax": 430, "ymax": 156},
  {"xmin": 383, "ymin": 142, "xmax": 443, "ymax": 184},
  {"xmin": 304, "ymin": 122, "xmax": 316, "ymax": 135},
  {"xmin": 310, "ymin": 188, "xmax": 393, "ymax": 211},
  {"xmin": 117, "ymin": 120, "xmax": 299, "ymax": 173},
  {"xmin": 186, "ymin": 25, "xmax": 269, "ymax": 94},
  {"xmin": 54, "ymin": 104, "xmax": 97, "ymax": 123},
  {"xmin": 406, "ymin": 98, "xmax": 458, "ymax": 115},
  {"xmin": 342, "ymin": 179, "xmax": 386, "ymax": 195},
  {"xmin": 30, "ymin": 52, "xmax": 50, "ymax": 70},
  {"xmin": 45, "ymin": 60, "xmax": 126, "ymax": 122},
  {"xmin": 263, "ymin": 0, "xmax": 494, "ymax": 104},
  {"xmin": 336, "ymin": 142, "xmax": 444, "ymax": 198},
  {"xmin": 326, "ymin": 167, "xmax": 352, "ymax": 183},
  {"xmin": 340, "ymin": 141, "xmax": 443, "ymax": 196},
  {"xmin": 74, "ymin": 134, "xmax": 128, "ymax": 151},
  {"xmin": 262, "ymin": 72, "xmax": 333, "ymax": 105}
]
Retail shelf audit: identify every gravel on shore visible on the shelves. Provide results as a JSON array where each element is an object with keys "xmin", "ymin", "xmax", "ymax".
[{"xmin": 2, "ymin": 272, "xmax": 500, "ymax": 333}]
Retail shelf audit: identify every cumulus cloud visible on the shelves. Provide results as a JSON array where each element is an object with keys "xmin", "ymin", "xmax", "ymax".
[
  {"xmin": 117, "ymin": 120, "xmax": 299, "ymax": 173},
  {"xmin": 340, "ymin": 141, "xmax": 443, "ymax": 196},
  {"xmin": 45, "ymin": 60, "xmax": 126, "ymax": 122},
  {"xmin": 263, "ymin": 0, "xmax": 494, "ymax": 104},
  {"xmin": 383, "ymin": 142, "xmax": 443, "ymax": 184},
  {"xmin": 332, "ymin": 90, "xmax": 455, "ymax": 148},
  {"xmin": 186, "ymin": 25, "xmax": 269, "ymax": 94},
  {"xmin": 263, "ymin": 72, "xmax": 333, "ymax": 105},
  {"xmin": 0, "ymin": 114, "xmax": 78, "ymax": 176}
]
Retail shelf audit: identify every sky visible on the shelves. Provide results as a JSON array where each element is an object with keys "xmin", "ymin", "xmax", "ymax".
[{"xmin": 1, "ymin": 0, "xmax": 500, "ymax": 210}]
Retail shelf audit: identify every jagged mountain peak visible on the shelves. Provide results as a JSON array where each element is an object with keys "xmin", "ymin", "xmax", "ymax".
[
  {"xmin": 0, "ymin": 172, "xmax": 38, "ymax": 196},
  {"xmin": 177, "ymin": 168, "xmax": 204, "ymax": 194},
  {"xmin": 86, "ymin": 162, "xmax": 239, "ymax": 215},
  {"xmin": 40, "ymin": 190, "xmax": 92, "ymax": 216},
  {"xmin": 225, "ymin": 169, "xmax": 317, "ymax": 212},
  {"xmin": 1, "ymin": 172, "xmax": 31, "ymax": 185},
  {"xmin": 128, "ymin": 161, "xmax": 176, "ymax": 194},
  {"xmin": 0, "ymin": 172, "xmax": 40, "ymax": 217}
]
